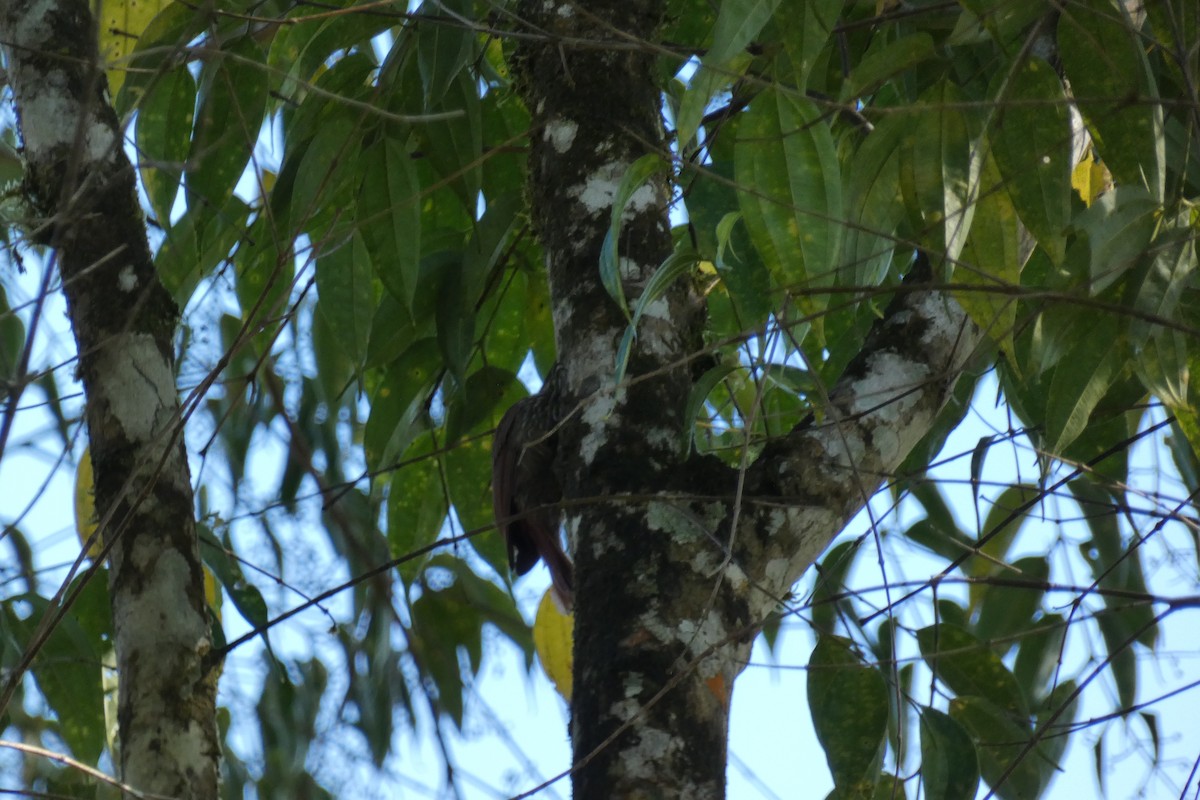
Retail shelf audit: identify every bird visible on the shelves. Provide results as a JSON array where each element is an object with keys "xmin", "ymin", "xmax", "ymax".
[{"xmin": 492, "ymin": 368, "xmax": 574, "ymax": 608}]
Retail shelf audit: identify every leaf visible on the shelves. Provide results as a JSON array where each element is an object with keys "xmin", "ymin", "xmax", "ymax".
[
  {"xmin": 1045, "ymin": 313, "xmax": 1121, "ymax": 455},
  {"xmin": 842, "ymin": 112, "xmax": 908, "ymax": 287},
  {"xmin": 684, "ymin": 362, "xmax": 740, "ymax": 453},
  {"xmin": 902, "ymin": 518, "xmax": 974, "ymax": 564},
  {"xmin": 615, "ymin": 248, "xmax": 699, "ymax": 382},
  {"xmin": 954, "ymin": 147, "xmax": 1023, "ymax": 354},
  {"xmin": 363, "ymin": 339, "xmax": 441, "ymax": 471},
  {"xmin": 950, "ymin": 695, "xmax": 1045, "ymax": 800},
  {"xmin": 844, "ymin": 33, "xmax": 937, "ymax": 99},
  {"xmin": 533, "ymin": 587, "xmax": 574, "ymax": 701},
  {"xmin": 707, "ymin": 0, "xmax": 782, "ymax": 65},
  {"xmin": 358, "ymin": 136, "xmax": 422, "ymax": 309},
  {"xmin": 5, "ymin": 594, "xmax": 105, "ymax": 765},
  {"xmin": 989, "ymin": 56, "xmax": 1072, "ymax": 264},
  {"xmin": 810, "ymin": 541, "xmax": 861, "ymax": 634},
  {"xmin": 807, "ymin": 635, "xmax": 889, "ymax": 799},
  {"xmin": 976, "ymin": 483, "xmax": 1041, "ymax": 575},
  {"xmin": 156, "ymin": 195, "xmax": 251, "ymax": 306},
  {"xmin": 959, "ymin": 0, "xmax": 1046, "ymax": 50},
  {"xmin": 137, "ymin": 65, "xmax": 196, "ymax": 223},
  {"xmin": 187, "ymin": 36, "xmax": 269, "ymax": 211},
  {"xmin": 1013, "ymin": 613, "xmax": 1067, "ymax": 701},
  {"xmin": 442, "ymin": 432, "xmax": 509, "ymax": 576},
  {"xmin": 973, "ymin": 556, "xmax": 1050, "ymax": 653},
  {"xmin": 1073, "ymin": 185, "xmax": 1160, "ymax": 295},
  {"xmin": 198, "ymin": 525, "xmax": 268, "ymax": 631},
  {"xmin": 0, "ymin": 283, "xmax": 25, "ymax": 385},
  {"xmin": 598, "ymin": 154, "xmax": 669, "ymax": 318},
  {"xmin": 899, "ymin": 80, "xmax": 983, "ymax": 275},
  {"xmin": 387, "ymin": 436, "xmax": 447, "ymax": 584},
  {"xmin": 736, "ymin": 89, "xmax": 842, "ymax": 316},
  {"xmin": 1058, "ymin": 0, "xmax": 1165, "ymax": 201},
  {"xmin": 918, "ymin": 623, "xmax": 1029, "ymax": 721},
  {"xmin": 920, "ymin": 708, "xmax": 981, "ymax": 800},
  {"xmin": 416, "ymin": 71, "xmax": 483, "ymax": 211},
  {"xmin": 316, "ymin": 232, "xmax": 376, "ymax": 369},
  {"xmin": 775, "ymin": 0, "xmax": 841, "ymax": 92},
  {"xmin": 97, "ymin": 0, "xmax": 172, "ymax": 95},
  {"xmin": 415, "ymin": 0, "xmax": 474, "ymax": 107}
]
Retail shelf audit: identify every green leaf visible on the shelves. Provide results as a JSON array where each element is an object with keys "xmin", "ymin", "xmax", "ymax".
[
  {"xmin": 187, "ymin": 36, "xmax": 269, "ymax": 211},
  {"xmin": 708, "ymin": 0, "xmax": 781, "ymax": 65},
  {"xmin": 920, "ymin": 708, "xmax": 981, "ymax": 800},
  {"xmin": 1073, "ymin": 185, "xmax": 1159, "ymax": 295},
  {"xmin": 443, "ymin": 365, "xmax": 521, "ymax": 444},
  {"xmin": 0, "ymin": 283, "xmax": 27, "ymax": 384},
  {"xmin": 842, "ymin": 112, "xmax": 908, "ymax": 287},
  {"xmin": 1058, "ymin": 0, "xmax": 1165, "ymax": 201},
  {"xmin": 954, "ymin": 147, "xmax": 1023, "ymax": 354},
  {"xmin": 114, "ymin": 3, "xmax": 210, "ymax": 118},
  {"xmin": 615, "ymin": 248, "xmax": 699, "ymax": 382},
  {"xmin": 599, "ymin": 154, "xmax": 669, "ymax": 318},
  {"xmin": 137, "ymin": 65, "xmax": 196, "ymax": 223},
  {"xmin": 1045, "ymin": 313, "xmax": 1121, "ymax": 454},
  {"xmin": 5, "ymin": 593, "xmax": 105, "ymax": 765},
  {"xmin": 388, "ymin": 436, "xmax": 447, "ymax": 583},
  {"xmin": 959, "ymin": 0, "xmax": 1046, "ymax": 50},
  {"xmin": 358, "ymin": 136, "xmax": 422, "ymax": 309},
  {"xmin": 990, "ymin": 56, "xmax": 1072, "ymax": 264},
  {"xmin": 776, "ymin": 0, "xmax": 841, "ymax": 92},
  {"xmin": 416, "ymin": 71, "xmax": 483, "ymax": 211},
  {"xmin": 1013, "ymin": 613, "xmax": 1067, "ymax": 697},
  {"xmin": 1034, "ymin": 680, "xmax": 1078, "ymax": 783},
  {"xmin": 684, "ymin": 362, "xmax": 740, "ymax": 453},
  {"xmin": 736, "ymin": 90, "xmax": 842, "ymax": 315},
  {"xmin": 902, "ymin": 518, "xmax": 975, "ymax": 564},
  {"xmin": 415, "ymin": 0, "xmax": 474, "ymax": 107},
  {"xmin": 156, "ymin": 195, "xmax": 251, "ymax": 306},
  {"xmin": 363, "ymin": 339, "xmax": 441, "ymax": 471},
  {"xmin": 950, "ymin": 695, "xmax": 1045, "ymax": 800},
  {"xmin": 810, "ymin": 541, "xmax": 861, "ymax": 634},
  {"xmin": 808, "ymin": 635, "xmax": 889, "ymax": 799},
  {"xmin": 844, "ymin": 33, "xmax": 937, "ymax": 99},
  {"xmin": 316, "ymin": 232, "xmax": 376, "ymax": 369},
  {"xmin": 918, "ymin": 623, "xmax": 1029, "ymax": 721},
  {"xmin": 973, "ymin": 556, "xmax": 1050, "ymax": 653},
  {"xmin": 899, "ymin": 80, "xmax": 983, "ymax": 275},
  {"xmin": 443, "ymin": 434, "xmax": 510, "ymax": 578},
  {"xmin": 198, "ymin": 525, "xmax": 269, "ymax": 631},
  {"xmin": 976, "ymin": 483, "xmax": 1041, "ymax": 577}
]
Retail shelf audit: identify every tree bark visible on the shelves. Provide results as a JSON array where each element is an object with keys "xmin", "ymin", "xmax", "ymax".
[
  {"xmin": 514, "ymin": 2, "xmax": 983, "ymax": 798},
  {"xmin": 0, "ymin": 0, "xmax": 219, "ymax": 796}
]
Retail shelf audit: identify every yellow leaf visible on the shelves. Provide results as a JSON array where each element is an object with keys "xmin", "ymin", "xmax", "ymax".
[
  {"xmin": 97, "ymin": 0, "xmax": 172, "ymax": 95},
  {"xmin": 74, "ymin": 447, "xmax": 101, "ymax": 559},
  {"xmin": 1071, "ymin": 147, "xmax": 1113, "ymax": 208},
  {"xmin": 533, "ymin": 587, "xmax": 573, "ymax": 701}
]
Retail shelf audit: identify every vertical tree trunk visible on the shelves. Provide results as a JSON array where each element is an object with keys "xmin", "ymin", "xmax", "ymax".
[
  {"xmin": 514, "ymin": 3, "xmax": 983, "ymax": 797},
  {"xmin": 515, "ymin": 3, "xmax": 740, "ymax": 797},
  {"xmin": 0, "ymin": 0, "xmax": 219, "ymax": 796}
]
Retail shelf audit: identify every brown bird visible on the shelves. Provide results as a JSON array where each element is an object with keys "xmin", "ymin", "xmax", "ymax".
[{"xmin": 492, "ymin": 369, "xmax": 573, "ymax": 608}]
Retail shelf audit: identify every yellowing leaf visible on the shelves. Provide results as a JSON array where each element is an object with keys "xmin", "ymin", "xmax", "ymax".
[
  {"xmin": 1070, "ymin": 147, "xmax": 1113, "ymax": 207},
  {"xmin": 98, "ymin": 0, "xmax": 173, "ymax": 95},
  {"xmin": 533, "ymin": 588, "xmax": 573, "ymax": 701},
  {"xmin": 74, "ymin": 447, "xmax": 100, "ymax": 559}
]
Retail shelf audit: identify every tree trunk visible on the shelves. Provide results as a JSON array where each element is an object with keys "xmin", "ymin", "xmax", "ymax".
[
  {"xmin": 515, "ymin": 2, "xmax": 983, "ymax": 797},
  {"xmin": 0, "ymin": 0, "xmax": 219, "ymax": 796}
]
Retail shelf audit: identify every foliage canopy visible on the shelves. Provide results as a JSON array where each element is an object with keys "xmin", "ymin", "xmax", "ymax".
[{"xmin": 0, "ymin": 0, "xmax": 1198, "ymax": 797}]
